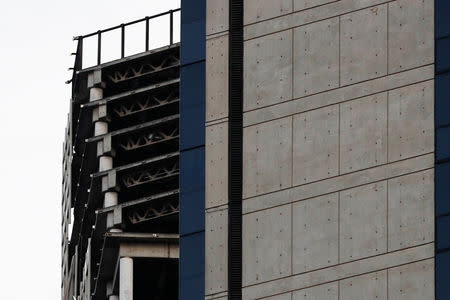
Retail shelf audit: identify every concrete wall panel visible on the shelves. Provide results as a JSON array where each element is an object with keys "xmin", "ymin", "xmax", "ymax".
[
  {"xmin": 340, "ymin": 93, "xmax": 387, "ymax": 173},
  {"xmin": 293, "ymin": 282, "xmax": 338, "ymax": 300},
  {"xmin": 243, "ymin": 117, "xmax": 292, "ymax": 198},
  {"xmin": 340, "ymin": 181, "xmax": 387, "ymax": 262},
  {"xmin": 293, "ymin": 105, "xmax": 339, "ymax": 185},
  {"xmin": 294, "ymin": 0, "xmax": 337, "ymax": 12},
  {"xmin": 388, "ymin": 0, "xmax": 434, "ymax": 73},
  {"xmin": 244, "ymin": 0, "xmax": 292, "ymax": 25},
  {"xmin": 293, "ymin": 193, "xmax": 339, "ymax": 274},
  {"xmin": 388, "ymin": 259, "xmax": 434, "ymax": 300},
  {"xmin": 293, "ymin": 17, "xmax": 339, "ymax": 97},
  {"xmin": 243, "ymin": 204, "xmax": 292, "ymax": 286},
  {"xmin": 205, "ymin": 208, "xmax": 228, "ymax": 295},
  {"xmin": 388, "ymin": 170, "xmax": 434, "ymax": 252},
  {"xmin": 206, "ymin": 0, "xmax": 229, "ymax": 35},
  {"xmin": 244, "ymin": 30, "xmax": 292, "ymax": 111},
  {"xmin": 244, "ymin": 154, "xmax": 433, "ymax": 214},
  {"xmin": 206, "ymin": 35, "xmax": 229, "ymax": 122},
  {"xmin": 340, "ymin": 5, "xmax": 387, "ymax": 86},
  {"xmin": 244, "ymin": 65, "xmax": 434, "ymax": 127},
  {"xmin": 206, "ymin": 123, "xmax": 228, "ymax": 208},
  {"xmin": 388, "ymin": 81, "xmax": 434, "ymax": 162},
  {"xmin": 339, "ymin": 270, "xmax": 387, "ymax": 300},
  {"xmin": 243, "ymin": 244, "xmax": 433, "ymax": 299}
]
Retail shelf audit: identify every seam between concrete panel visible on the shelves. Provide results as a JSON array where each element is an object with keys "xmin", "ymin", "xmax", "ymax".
[
  {"xmin": 290, "ymin": 22, "xmax": 294, "ymax": 289},
  {"xmin": 207, "ymin": 30, "xmax": 230, "ymax": 39},
  {"xmin": 244, "ymin": 166, "xmax": 436, "ymax": 217},
  {"xmin": 246, "ymin": 245, "xmax": 434, "ymax": 293},
  {"xmin": 254, "ymin": 257, "xmax": 432, "ymax": 300},
  {"xmin": 242, "ymin": 243, "xmax": 434, "ymax": 299},
  {"xmin": 387, "ymin": 3, "xmax": 390, "ymax": 74},
  {"xmin": 206, "ymin": 291, "xmax": 228, "ymax": 300},
  {"xmin": 243, "ymin": 69, "xmax": 434, "ymax": 128},
  {"xmin": 244, "ymin": 78, "xmax": 433, "ymax": 129},
  {"xmin": 291, "ymin": 27, "xmax": 294, "ymax": 120},
  {"xmin": 339, "ymin": 15, "xmax": 341, "ymax": 88},
  {"xmin": 386, "ymin": 91, "xmax": 389, "ymax": 252},
  {"xmin": 338, "ymin": 103, "xmax": 341, "ymax": 176},
  {"xmin": 244, "ymin": 0, "xmax": 397, "ymax": 41},
  {"xmin": 243, "ymin": 63, "xmax": 434, "ymax": 117},
  {"xmin": 338, "ymin": 275, "xmax": 340, "ymax": 300},
  {"xmin": 291, "ymin": 113, "xmax": 294, "ymax": 188},
  {"xmin": 244, "ymin": 152, "xmax": 434, "ymax": 200},
  {"xmin": 386, "ymin": 173, "xmax": 389, "ymax": 253},
  {"xmin": 291, "ymin": 201, "xmax": 294, "ymax": 279},
  {"xmin": 338, "ymin": 191, "xmax": 341, "ymax": 264},
  {"xmin": 387, "ymin": 90, "xmax": 390, "ymax": 162},
  {"xmin": 242, "ymin": 153, "xmax": 434, "ymax": 214},
  {"xmin": 206, "ymin": 205, "xmax": 229, "ymax": 214},
  {"xmin": 386, "ymin": 262, "xmax": 389, "ymax": 300},
  {"xmin": 206, "ymin": 117, "xmax": 229, "ymax": 127}
]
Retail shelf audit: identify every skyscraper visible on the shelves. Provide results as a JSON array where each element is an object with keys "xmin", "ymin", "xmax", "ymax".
[{"xmin": 62, "ymin": 0, "xmax": 450, "ymax": 299}]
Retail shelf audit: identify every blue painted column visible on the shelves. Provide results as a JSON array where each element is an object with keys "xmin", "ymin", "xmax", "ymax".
[
  {"xmin": 179, "ymin": 0, "xmax": 206, "ymax": 299},
  {"xmin": 435, "ymin": 0, "xmax": 450, "ymax": 298}
]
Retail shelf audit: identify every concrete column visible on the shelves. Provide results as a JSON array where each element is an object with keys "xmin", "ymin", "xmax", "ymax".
[
  {"xmin": 120, "ymin": 257, "xmax": 133, "ymax": 300},
  {"xmin": 104, "ymin": 192, "xmax": 118, "ymax": 207},
  {"xmin": 99, "ymin": 156, "xmax": 113, "ymax": 172},
  {"xmin": 94, "ymin": 121, "xmax": 108, "ymax": 136},
  {"xmin": 88, "ymin": 72, "xmax": 119, "ymax": 232},
  {"xmin": 104, "ymin": 192, "xmax": 119, "ymax": 230},
  {"xmin": 90, "ymin": 87, "xmax": 103, "ymax": 102}
]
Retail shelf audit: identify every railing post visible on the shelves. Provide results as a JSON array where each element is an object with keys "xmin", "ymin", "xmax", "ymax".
[
  {"xmin": 97, "ymin": 31, "xmax": 102, "ymax": 65},
  {"xmin": 170, "ymin": 10, "xmax": 173, "ymax": 45},
  {"xmin": 145, "ymin": 17, "xmax": 149, "ymax": 51},
  {"xmin": 77, "ymin": 37, "xmax": 83, "ymax": 71},
  {"xmin": 121, "ymin": 24, "xmax": 125, "ymax": 58}
]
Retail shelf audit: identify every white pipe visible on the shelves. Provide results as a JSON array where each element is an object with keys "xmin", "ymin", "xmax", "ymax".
[{"xmin": 120, "ymin": 257, "xmax": 133, "ymax": 300}]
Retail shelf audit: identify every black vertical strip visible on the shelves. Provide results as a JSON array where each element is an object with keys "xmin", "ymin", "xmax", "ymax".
[{"xmin": 228, "ymin": 0, "xmax": 243, "ymax": 299}]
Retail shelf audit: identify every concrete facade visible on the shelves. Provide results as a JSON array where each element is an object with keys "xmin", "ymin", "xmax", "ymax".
[
  {"xmin": 205, "ymin": 0, "xmax": 229, "ymax": 298},
  {"xmin": 236, "ymin": 0, "xmax": 434, "ymax": 299}
]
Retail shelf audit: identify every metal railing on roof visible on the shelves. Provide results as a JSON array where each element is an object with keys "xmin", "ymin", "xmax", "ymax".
[{"xmin": 69, "ymin": 8, "xmax": 180, "ymax": 76}]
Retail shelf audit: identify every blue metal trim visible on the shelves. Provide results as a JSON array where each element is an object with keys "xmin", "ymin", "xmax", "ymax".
[
  {"xmin": 179, "ymin": 232, "xmax": 205, "ymax": 300},
  {"xmin": 435, "ymin": 0, "xmax": 450, "ymax": 297},
  {"xmin": 435, "ymin": 73, "xmax": 450, "ymax": 128},
  {"xmin": 180, "ymin": 62, "xmax": 206, "ymax": 151},
  {"xmin": 180, "ymin": 147, "xmax": 205, "ymax": 235},
  {"xmin": 179, "ymin": 0, "xmax": 206, "ymax": 299}
]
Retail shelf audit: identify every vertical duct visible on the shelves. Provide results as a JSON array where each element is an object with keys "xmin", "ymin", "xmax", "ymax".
[{"xmin": 228, "ymin": 0, "xmax": 243, "ymax": 299}]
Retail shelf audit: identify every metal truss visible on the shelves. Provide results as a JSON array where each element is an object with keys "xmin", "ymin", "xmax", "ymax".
[
  {"xmin": 118, "ymin": 126, "xmax": 179, "ymax": 151},
  {"xmin": 112, "ymin": 91, "xmax": 178, "ymax": 118},
  {"xmin": 127, "ymin": 199, "xmax": 179, "ymax": 224},
  {"xmin": 122, "ymin": 161, "xmax": 179, "ymax": 188},
  {"xmin": 107, "ymin": 55, "xmax": 179, "ymax": 83}
]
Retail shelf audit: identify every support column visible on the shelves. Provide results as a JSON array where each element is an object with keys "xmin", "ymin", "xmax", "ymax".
[
  {"xmin": 120, "ymin": 257, "xmax": 133, "ymax": 300},
  {"xmin": 88, "ymin": 70, "xmax": 121, "ymax": 233}
]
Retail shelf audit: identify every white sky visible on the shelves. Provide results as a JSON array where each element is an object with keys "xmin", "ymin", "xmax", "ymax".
[{"xmin": 0, "ymin": 1, "xmax": 180, "ymax": 298}]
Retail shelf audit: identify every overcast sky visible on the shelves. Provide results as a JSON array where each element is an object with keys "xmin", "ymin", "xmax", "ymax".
[{"xmin": 0, "ymin": 1, "xmax": 180, "ymax": 298}]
